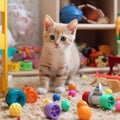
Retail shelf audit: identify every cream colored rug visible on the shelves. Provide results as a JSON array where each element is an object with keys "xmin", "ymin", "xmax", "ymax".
[{"xmin": 0, "ymin": 74, "xmax": 120, "ymax": 120}]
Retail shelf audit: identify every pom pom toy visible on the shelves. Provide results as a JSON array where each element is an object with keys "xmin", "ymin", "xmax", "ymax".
[{"xmin": 9, "ymin": 103, "xmax": 22, "ymax": 117}]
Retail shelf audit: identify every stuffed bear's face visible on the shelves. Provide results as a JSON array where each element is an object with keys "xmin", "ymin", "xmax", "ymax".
[{"xmin": 95, "ymin": 55, "xmax": 108, "ymax": 68}]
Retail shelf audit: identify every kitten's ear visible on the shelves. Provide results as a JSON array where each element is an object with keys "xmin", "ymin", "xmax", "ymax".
[
  {"xmin": 44, "ymin": 15, "xmax": 54, "ymax": 30},
  {"xmin": 67, "ymin": 19, "xmax": 78, "ymax": 34}
]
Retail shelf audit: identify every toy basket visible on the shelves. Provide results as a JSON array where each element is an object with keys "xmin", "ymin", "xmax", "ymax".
[
  {"xmin": 8, "ymin": 62, "xmax": 20, "ymax": 71},
  {"xmin": 20, "ymin": 61, "xmax": 33, "ymax": 71}
]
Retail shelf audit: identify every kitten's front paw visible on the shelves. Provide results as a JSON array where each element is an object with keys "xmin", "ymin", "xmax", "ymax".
[
  {"xmin": 55, "ymin": 87, "xmax": 65, "ymax": 93},
  {"xmin": 66, "ymin": 80, "xmax": 74, "ymax": 85},
  {"xmin": 37, "ymin": 87, "xmax": 47, "ymax": 94}
]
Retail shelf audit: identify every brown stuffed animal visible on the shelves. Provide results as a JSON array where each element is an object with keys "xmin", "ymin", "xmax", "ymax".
[
  {"xmin": 98, "ymin": 45, "xmax": 112, "ymax": 56},
  {"xmin": 78, "ymin": 4, "xmax": 109, "ymax": 24},
  {"xmin": 95, "ymin": 54, "xmax": 108, "ymax": 68}
]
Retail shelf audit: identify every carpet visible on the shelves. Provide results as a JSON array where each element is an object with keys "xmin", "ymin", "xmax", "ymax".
[{"xmin": 0, "ymin": 74, "xmax": 120, "ymax": 120}]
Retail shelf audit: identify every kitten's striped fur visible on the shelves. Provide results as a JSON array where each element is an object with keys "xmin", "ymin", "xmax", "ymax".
[{"xmin": 37, "ymin": 15, "xmax": 80, "ymax": 94}]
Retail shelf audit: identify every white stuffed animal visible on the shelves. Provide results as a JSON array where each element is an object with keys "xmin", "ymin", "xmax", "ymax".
[
  {"xmin": 0, "ymin": 25, "xmax": 16, "ymax": 47},
  {"xmin": 8, "ymin": 3, "xmax": 34, "ymax": 39}
]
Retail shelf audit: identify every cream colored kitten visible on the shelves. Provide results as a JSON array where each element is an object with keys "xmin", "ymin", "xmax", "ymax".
[{"xmin": 37, "ymin": 15, "xmax": 80, "ymax": 94}]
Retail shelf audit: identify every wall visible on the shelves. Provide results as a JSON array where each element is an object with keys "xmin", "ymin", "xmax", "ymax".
[{"xmin": 118, "ymin": 0, "xmax": 120, "ymax": 13}]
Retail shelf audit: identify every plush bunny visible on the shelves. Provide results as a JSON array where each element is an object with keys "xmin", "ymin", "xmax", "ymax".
[{"xmin": 8, "ymin": 3, "xmax": 34, "ymax": 39}]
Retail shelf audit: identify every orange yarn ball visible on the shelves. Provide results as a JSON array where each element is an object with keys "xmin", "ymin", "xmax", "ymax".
[
  {"xmin": 77, "ymin": 106, "xmax": 92, "ymax": 120},
  {"xmin": 77, "ymin": 100, "xmax": 88, "ymax": 109},
  {"xmin": 68, "ymin": 83, "xmax": 76, "ymax": 90}
]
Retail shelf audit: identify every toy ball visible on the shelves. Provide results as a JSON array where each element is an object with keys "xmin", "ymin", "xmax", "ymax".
[
  {"xmin": 105, "ymin": 89, "xmax": 112, "ymax": 94},
  {"xmin": 53, "ymin": 93, "xmax": 61, "ymax": 101},
  {"xmin": 115, "ymin": 101, "xmax": 120, "ymax": 111},
  {"xmin": 42, "ymin": 99, "xmax": 52, "ymax": 107},
  {"xmin": 77, "ymin": 105, "xmax": 92, "ymax": 120},
  {"xmin": 116, "ymin": 97, "xmax": 120, "ymax": 102},
  {"xmin": 68, "ymin": 83, "xmax": 76, "ymax": 90},
  {"xmin": 44, "ymin": 103, "xmax": 61, "ymax": 119},
  {"xmin": 68, "ymin": 90, "xmax": 76, "ymax": 97},
  {"xmin": 61, "ymin": 100, "xmax": 70, "ymax": 112},
  {"xmin": 24, "ymin": 87, "xmax": 39, "ymax": 103},
  {"xmin": 82, "ymin": 91, "xmax": 90, "ymax": 103},
  {"xmin": 60, "ymin": 5, "xmax": 83, "ymax": 23},
  {"xmin": 81, "ymin": 75, "xmax": 87, "ymax": 79},
  {"xmin": 9, "ymin": 103, "xmax": 22, "ymax": 117},
  {"xmin": 77, "ymin": 100, "xmax": 88, "ymax": 109},
  {"xmin": 6, "ymin": 88, "xmax": 26, "ymax": 107}
]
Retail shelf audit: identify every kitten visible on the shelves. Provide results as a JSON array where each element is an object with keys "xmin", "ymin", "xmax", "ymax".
[{"xmin": 37, "ymin": 15, "xmax": 80, "ymax": 94}]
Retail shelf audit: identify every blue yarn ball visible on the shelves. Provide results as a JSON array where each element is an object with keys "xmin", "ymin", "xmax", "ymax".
[{"xmin": 60, "ymin": 5, "xmax": 83, "ymax": 23}]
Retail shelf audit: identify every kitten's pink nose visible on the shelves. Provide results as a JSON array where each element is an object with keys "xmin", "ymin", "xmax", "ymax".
[{"xmin": 55, "ymin": 43, "xmax": 59, "ymax": 48}]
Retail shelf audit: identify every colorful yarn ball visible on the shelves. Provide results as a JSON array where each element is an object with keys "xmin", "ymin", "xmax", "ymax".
[{"xmin": 9, "ymin": 103, "xmax": 22, "ymax": 117}]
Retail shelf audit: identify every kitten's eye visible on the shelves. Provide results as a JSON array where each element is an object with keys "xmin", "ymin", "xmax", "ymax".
[
  {"xmin": 50, "ymin": 35, "xmax": 55, "ymax": 40},
  {"xmin": 61, "ymin": 36, "xmax": 66, "ymax": 41}
]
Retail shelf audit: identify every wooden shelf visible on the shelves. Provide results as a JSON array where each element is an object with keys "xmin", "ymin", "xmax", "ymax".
[
  {"xmin": 79, "ymin": 66, "xmax": 119, "ymax": 74},
  {"xmin": 77, "ymin": 24, "xmax": 116, "ymax": 30},
  {"xmin": 8, "ymin": 66, "xmax": 119, "ymax": 77},
  {"xmin": 9, "ymin": 69, "xmax": 39, "ymax": 77}
]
